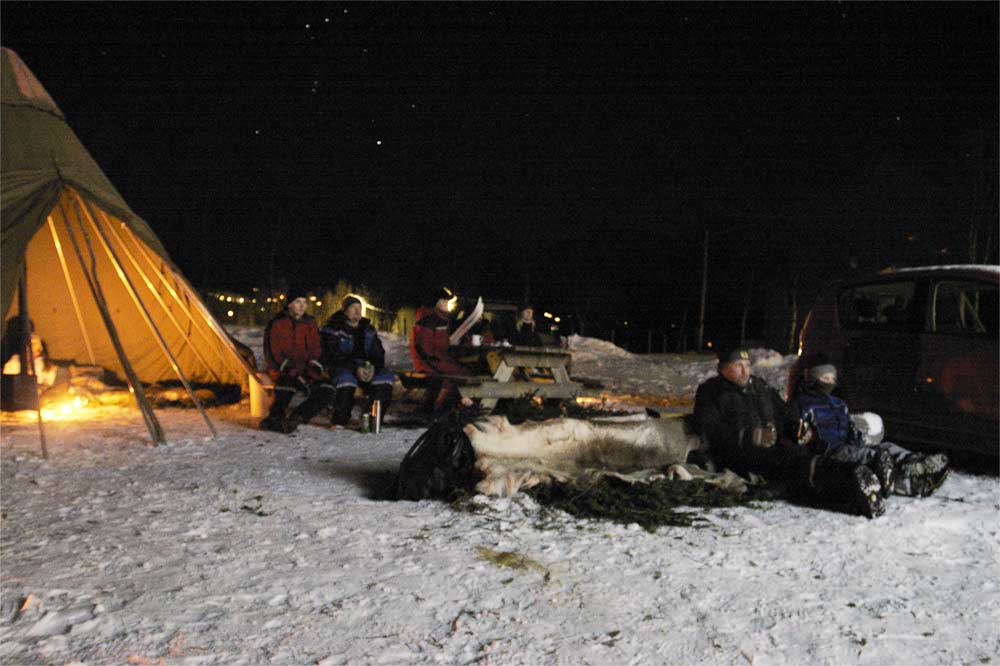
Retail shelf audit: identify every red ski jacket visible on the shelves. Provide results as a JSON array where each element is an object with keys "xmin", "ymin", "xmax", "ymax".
[
  {"xmin": 263, "ymin": 311, "xmax": 323, "ymax": 382},
  {"xmin": 410, "ymin": 306, "xmax": 468, "ymax": 376}
]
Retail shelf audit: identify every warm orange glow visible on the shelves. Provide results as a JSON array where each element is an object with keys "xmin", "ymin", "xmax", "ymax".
[{"xmin": 40, "ymin": 396, "xmax": 87, "ymax": 421}]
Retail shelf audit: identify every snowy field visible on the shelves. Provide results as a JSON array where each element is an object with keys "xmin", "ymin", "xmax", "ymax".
[{"xmin": 1, "ymin": 333, "xmax": 998, "ymax": 665}]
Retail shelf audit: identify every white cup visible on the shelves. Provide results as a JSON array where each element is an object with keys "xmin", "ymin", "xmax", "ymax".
[{"xmin": 471, "ymin": 334, "xmax": 482, "ymax": 346}]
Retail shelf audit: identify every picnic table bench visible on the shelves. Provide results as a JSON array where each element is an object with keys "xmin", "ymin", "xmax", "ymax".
[
  {"xmin": 399, "ymin": 345, "xmax": 583, "ymax": 411},
  {"xmin": 452, "ymin": 344, "xmax": 583, "ymax": 410}
]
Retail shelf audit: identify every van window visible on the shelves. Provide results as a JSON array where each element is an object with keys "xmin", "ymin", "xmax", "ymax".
[
  {"xmin": 838, "ymin": 281, "xmax": 916, "ymax": 330},
  {"xmin": 930, "ymin": 281, "xmax": 998, "ymax": 339}
]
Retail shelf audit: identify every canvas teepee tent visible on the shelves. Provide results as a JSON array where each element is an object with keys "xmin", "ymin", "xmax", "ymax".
[{"xmin": 1, "ymin": 47, "xmax": 255, "ymax": 443}]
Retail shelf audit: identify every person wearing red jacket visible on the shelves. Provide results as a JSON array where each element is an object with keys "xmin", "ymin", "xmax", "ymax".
[
  {"xmin": 260, "ymin": 287, "xmax": 334, "ymax": 433},
  {"xmin": 410, "ymin": 287, "xmax": 473, "ymax": 416}
]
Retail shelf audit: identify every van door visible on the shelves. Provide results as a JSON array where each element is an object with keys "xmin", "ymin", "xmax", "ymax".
[
  {"xmin": 911, "ymin": 279, "xmax": 999, "ymax": 455},
  {"xmin": 837, "ymin": 280, "xmax": 922, "ymax": 418}
]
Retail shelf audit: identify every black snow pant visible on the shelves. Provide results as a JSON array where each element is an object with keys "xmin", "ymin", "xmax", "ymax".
[
  {"xmin": 267, "ymin": 376, "xmax": 335, "ymax": 426},
  {"xmin": 724, "ymin": 443, "xmax": 866, "ymax": 508}
]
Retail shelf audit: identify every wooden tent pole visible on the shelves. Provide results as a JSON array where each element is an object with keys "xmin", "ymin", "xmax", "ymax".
[
  {"xmin": 116, "ymin": 220, "xmax": 254, "ymax": 380},
  {"xmin": 47, "ymin": 216, "xmax": 96, "ymax": 365},
  {"xmin": 76, "ymin": 194, "xmax": 217, "ymax": 439},
  {"xmin": 58, "ymin": 200, "xmax": 166, "ymax": 445},
  {"xmin": 18, "ymin": 265, "xmax": 48, "ymax": 459},
  {"xmin": 94, "ymin": 210, "xmax": 225, "ymax": 385}
]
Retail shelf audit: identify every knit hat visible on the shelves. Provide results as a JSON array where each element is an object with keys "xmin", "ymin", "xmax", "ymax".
[
  {"xmin": 425, "ymin": 286, "xmax": 453, "ymax": 307},
  {"xmin": 717, "ymin": 346, "xmax": 750, "ymax": 365},
  {"xmin": 342, "ymin": 295, "xmax": 362, "ymax": 311},
  {"xmin": 285, "ymin": 285, "xmax": 309, "ymax": 304},
  {"xmin": 808, "ymin": 364, "xmax": 838, "ymax": 382}
]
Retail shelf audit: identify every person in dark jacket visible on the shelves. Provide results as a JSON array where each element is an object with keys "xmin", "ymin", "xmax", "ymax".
[
  {"xmin": 320, "ymin": 296, "xmax": 396, "ymax": 427},
  {"xmin": 260, "ymin": 288, "xmax": 334, "ymax": 433},
  {"xmin": 790, "ymin": 363, "xmax": 949, "ymax": 498},
  {"xmin": 693, "ymin": 347, "xmax": 887, "ymax": 518},
  {"xmin": 410, "ymin": 287, "xmax": 473, "ymax": 416},
  {"xmin": 512, "ymin": 305, "xmax": 543, "ymax": 347}
]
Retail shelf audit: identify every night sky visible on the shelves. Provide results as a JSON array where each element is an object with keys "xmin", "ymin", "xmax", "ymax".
[{"xmin": 3, "ymin": 3, "xmax": 997, "ymax": 341}]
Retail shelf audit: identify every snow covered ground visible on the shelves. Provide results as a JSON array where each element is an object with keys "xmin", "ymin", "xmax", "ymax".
[{"xmin": 1, "ymin": 333, "xmax": 997, "ymax": 665}]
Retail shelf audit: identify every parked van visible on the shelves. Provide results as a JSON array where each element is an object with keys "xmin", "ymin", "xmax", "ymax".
[{"xmin": 789, "ymin": 265, "xmax": 999, "ymax": 460}]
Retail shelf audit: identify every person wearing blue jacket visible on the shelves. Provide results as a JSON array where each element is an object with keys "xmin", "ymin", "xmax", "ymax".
[
  {"xmin": 320, "ymin": 296, "xmax": 396, "ymax": 427},
  {"xmin": 791, "ymin": 363, "xmax": 949, "ymax": 498}
]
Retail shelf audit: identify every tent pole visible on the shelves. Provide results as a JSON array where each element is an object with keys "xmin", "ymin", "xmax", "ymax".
[
  {"xmin": 114, "ymin": 218, "xmax": 251, "ymax": 382},
  {"xmin": 18, "ymin": 265, "xmax": 48, "ymax": 459},
  {"xmin": 95, "ymin": 210, "xmax": 225, "ymax": 385},
  {"xmin": 76, "ymin": 194, "xmax": 217, "ymax": 439},
  {"xmin": 58, "ymin": 199, "xmax": 166, "ymax": 445},
  {"xmin": 47, "ymin": 215, "xmax": 96, "ymax": 365}
]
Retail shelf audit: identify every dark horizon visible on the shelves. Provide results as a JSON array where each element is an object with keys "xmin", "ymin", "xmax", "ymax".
[{"xmin": 3, "ymin": 2, "xmax": 997, "ymax": 343}]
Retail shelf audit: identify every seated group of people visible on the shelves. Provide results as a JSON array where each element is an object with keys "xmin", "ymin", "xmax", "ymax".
[
  {"xmin": 260, "ymin": 287, "xmax": 546, "ymax": 432},
  {"xmin": 693, "ymin": 347, "xmax": 950, "ymax": 518},
  {"xmin": 259, "ymin": 289, "xmax": 395, "ymax": 433}
]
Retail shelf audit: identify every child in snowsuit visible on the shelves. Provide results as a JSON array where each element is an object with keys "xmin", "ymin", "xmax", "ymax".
[{"xmin": 791, "ymin": 363, "xmax": 950, "ymax": 498}]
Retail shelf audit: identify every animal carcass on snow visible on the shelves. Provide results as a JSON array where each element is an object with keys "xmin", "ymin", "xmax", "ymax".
[{"xmin": 464, "ymin": 414, "xmax": 745, "ymax": 497}]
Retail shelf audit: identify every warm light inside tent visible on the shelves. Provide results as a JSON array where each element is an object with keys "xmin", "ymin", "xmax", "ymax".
[{"xmin": 39, "ymin": 395, "xmax": 87, "ymax": 421}]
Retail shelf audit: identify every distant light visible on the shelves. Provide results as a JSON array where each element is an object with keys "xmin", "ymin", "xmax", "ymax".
[
  {"xmin": 554, "ymin": 317, "xmax": 561, "ymax": 323},
  {"xmin": 226, "ymin": 296, "xmax": 233, "ymax": 302},
  {"xmin": 227, "ymin": 310, "xmax": 234, "ymax": 317},
  {"xmin": 315, "ymin": 301, "xmax": 322, "ymax": 307},
  {"xmin": 376, "ymin": 139, "xmax": 382, "ymax": 146},
  {"xmin": 251, "ymin": 299, "xmax": 256, "ymax": 304},
  {"xmin": 218, "ymin": 295, "xmax": 225, "ymax": 301},
  {"xmin": 237, "ymin": 297, "xmax": 245, "ymax": 304},
  {"xmin": 309, "ymin": 295, "xmax": 317, "ymax": 301},
  {"xmin": 706, "ymin": 341, "xmax": 713, "ymax": 348},
  {"xmin": 543, "ymin": 312, "xmax": 553, "ymax": 319}
]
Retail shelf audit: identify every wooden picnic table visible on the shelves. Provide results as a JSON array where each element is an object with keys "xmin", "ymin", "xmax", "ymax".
[{"xmin": 450, "ymin": 344, "xmax": 583, "ymax": 410}]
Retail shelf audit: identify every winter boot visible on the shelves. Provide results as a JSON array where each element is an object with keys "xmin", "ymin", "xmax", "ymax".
[
  {"xmin": 867, "ymin": 448, "xmax": 895, "ymax": 498},
  {"xmin": 850, "ymin": 465, "xmax": 886, "ymax": 519},
  {"xmin": 331, "ymin": 386, "xmax": 356, "ymax": 426},
  {"xmin": 280, "ymin": 413, "xmax": 302, "ymax": 434},
  {"xmin": 808, "ymin": 456, "xmax": 885, "ymax": 519},
  {"xmin": 259, "ymin": 415, "xmax": 283, "ymax": 432},
  {"xmin": 894, "ymin": 453, "xmax": 950, "ymax": 497}
]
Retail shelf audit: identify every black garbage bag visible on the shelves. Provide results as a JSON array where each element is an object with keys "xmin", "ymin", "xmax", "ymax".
[{"xmin": 394, "ymin": 417, "xmax": 481, "ymax": 501}]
